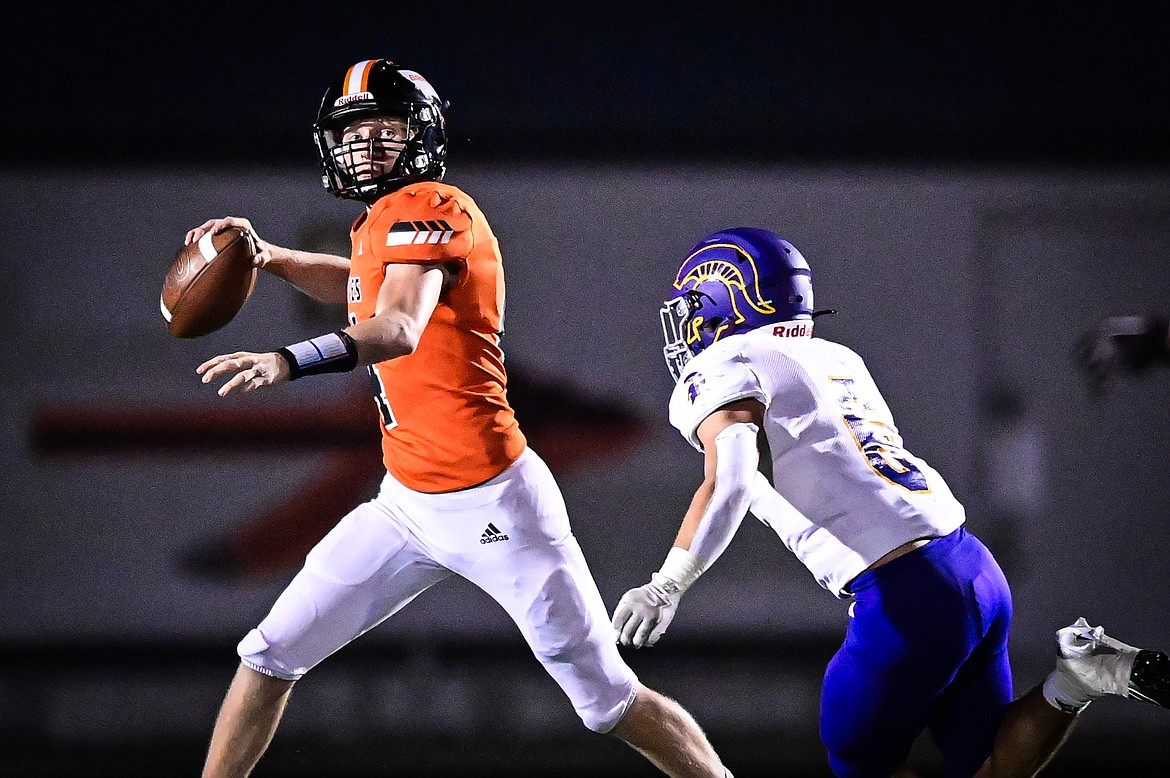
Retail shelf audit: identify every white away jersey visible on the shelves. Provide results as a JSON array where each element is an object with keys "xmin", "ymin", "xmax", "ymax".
[{"xmin": 668, "ymin": 325, "xmax": 965, "ymax": 597}]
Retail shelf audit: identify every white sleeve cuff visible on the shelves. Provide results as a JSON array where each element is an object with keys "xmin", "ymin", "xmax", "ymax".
[{"xmin": 657, "ymin": 546, "xmax": 703, "ymax": 593}]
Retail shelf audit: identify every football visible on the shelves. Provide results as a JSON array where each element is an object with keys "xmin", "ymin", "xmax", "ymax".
[{"xmin": 161, "ymin": 227, "xmax": 259, "ymax": 338}]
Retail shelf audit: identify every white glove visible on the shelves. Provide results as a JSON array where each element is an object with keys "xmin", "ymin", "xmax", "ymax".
[{"xmin": 612, "ymin": 573, "xmax": 684, "ymax": 648}]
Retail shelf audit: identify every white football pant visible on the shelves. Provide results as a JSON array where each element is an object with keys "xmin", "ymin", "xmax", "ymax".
[{"xmin": 236, "ymin": 447, "xmax": 638, "ymax": 732}]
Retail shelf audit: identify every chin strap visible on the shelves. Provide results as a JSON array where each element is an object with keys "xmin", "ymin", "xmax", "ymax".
[{"xmin": 812, "ymin": 308, "xmax": 838, "ymax": 319}]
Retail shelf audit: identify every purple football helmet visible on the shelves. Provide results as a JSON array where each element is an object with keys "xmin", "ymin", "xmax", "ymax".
[{"xmin": 661, "ymin": 227, "xmax": 816, "ymax": 380}]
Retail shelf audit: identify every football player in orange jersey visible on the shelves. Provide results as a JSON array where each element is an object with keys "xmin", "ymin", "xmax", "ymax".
[{"xmin": 188, "ymin": 59, "xmax": 733, "ymax": 778}]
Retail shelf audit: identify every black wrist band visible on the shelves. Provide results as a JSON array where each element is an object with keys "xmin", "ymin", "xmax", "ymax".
[{"xmin": 277, "ymin": 330, "xmax": 359, "ymax": 380}]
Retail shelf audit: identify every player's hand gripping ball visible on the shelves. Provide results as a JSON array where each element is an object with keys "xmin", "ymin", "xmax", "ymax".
[{"xmin": 161, "ymin": 227, "xmax": 259, "ymax": 338}]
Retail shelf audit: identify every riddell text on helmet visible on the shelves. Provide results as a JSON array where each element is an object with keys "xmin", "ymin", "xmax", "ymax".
[{"xmin": 773, "ymin": 322, "xmax": 812, "ymax": 338}]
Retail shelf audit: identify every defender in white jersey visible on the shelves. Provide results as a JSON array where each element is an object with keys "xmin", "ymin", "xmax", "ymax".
[
  {"xmin": 668, "ymin": 327, "xmax": 966, "ymax": 598},
  {"xmin": 613, "ymin": 228, "xmax": 1170, "ymax": 778}
]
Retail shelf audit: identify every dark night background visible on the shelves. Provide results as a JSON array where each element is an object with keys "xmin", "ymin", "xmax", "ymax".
[
  {"xmin": 3, "ymin": 4, "xmax": 1170, "ymax": 778},
  {"xmin": 5, "ymin": 5, "xmax": 1168, "ymax": 168}
]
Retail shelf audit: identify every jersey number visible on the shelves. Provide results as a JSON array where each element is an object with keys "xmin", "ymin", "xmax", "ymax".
[
  {"xmin": 349, "ymin": 312, "xmax": 398, "ymax": 429},
  {"xmin": 368, "ymin": 366, "xmax": 398, "ymax": 430},
  {"xmin": 830, "ymin": 377, "xmax": 929, "ymax": 492}
]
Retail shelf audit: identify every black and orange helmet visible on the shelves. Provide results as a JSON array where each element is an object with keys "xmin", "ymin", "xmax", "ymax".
[{"xmin": 313, "ymin": 59, "xmax": 449, "ymax": 203}]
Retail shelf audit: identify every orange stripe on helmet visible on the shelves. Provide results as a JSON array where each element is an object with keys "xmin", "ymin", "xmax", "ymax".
[{"xmin": 343, "ymin": 60, "xmax": 376, "ymax": 95}]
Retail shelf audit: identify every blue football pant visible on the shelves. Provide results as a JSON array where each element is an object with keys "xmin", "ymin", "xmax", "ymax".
[{"xmin": 820, "ymin": 527, "xmax": 1014, "ymax": 778}]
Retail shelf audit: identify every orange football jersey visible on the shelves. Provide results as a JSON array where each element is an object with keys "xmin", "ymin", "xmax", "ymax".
[{"xmin": 347, "ymin": 181, "xmax": 527, "ymax": 492}]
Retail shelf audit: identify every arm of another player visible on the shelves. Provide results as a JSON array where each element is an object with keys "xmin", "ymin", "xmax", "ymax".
[
  {"xmin": 197, "ymin": 262, "xmax": 452, "ymax": 396},
  {"xmin": 613, "ymin": 398, "xmax": 764, "ymax": 648},
  {"xmin": 185, "ymin": 217, "xmax": 351, "ymax": 305}
]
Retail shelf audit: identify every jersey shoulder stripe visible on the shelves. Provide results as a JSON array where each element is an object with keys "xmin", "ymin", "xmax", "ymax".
[
  {"xmin": 366, "ymin": 183, "xmax": 476, "ymax": 263},
  {"xmin": 385, "ymin": 219, "xmax": 456, "ymax": 246}
]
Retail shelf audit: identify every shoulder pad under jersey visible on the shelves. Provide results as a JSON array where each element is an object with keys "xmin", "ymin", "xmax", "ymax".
[
  {"xmin": 367, "ymin": 183, "xmax": 475, "ymax": 263},
  {"xmin": 669, "ymin": 350, "xmax": 766, "ymax": 450}
]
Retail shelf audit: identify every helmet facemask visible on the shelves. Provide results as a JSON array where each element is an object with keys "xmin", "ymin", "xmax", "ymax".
[
  {"xmin": 317, "ymin": 107, "xmax": 440, "ymax": 201},
  {"xmin": 661, "ymin": 295, "xmax": 695, "ymax": 382}
]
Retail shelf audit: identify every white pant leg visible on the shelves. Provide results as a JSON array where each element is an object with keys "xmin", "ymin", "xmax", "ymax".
[
  {"xmin": 466, "ymin": 528, "xmax": 640, "ymax": 732},
  {"xmin": 381, "ymin": 448, "xmax": 639, "ymax": 732},
  {"xmin": 237, "ymin": 496, "xmax": 452, "ymax": 680}
]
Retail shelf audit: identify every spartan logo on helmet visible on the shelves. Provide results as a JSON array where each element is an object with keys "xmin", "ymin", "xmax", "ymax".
[
  {"xmin": 660, "ymin": 228, "xmax": 820, "ymax": 381},
  {"xmin": 674, "ymin": 243, "xmax": 778, "ymax": 347}
]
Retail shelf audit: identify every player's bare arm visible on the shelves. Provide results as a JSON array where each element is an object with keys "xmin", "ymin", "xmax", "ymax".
[
  {"xmin": 345, "ymin": 261, "xmax": 450, "ymax": 364},
  {"xmin": 674, "ymin": 400, "xmax": 765, "ymax": 549},
  {"xmin": 196, "ymin": 261, "xmax": 451, "ymax": 397},
  {"xmin": 186, "ymin": 216, "xmax": 351, "ymax": 305},
  {"xmin": 613, "ymin": 398, "xmax": 764, "ymax": 648}
]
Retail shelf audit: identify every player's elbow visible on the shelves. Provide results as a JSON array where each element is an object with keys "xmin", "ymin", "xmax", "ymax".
[
  {"xmin": 720, "ymin": 480, "xmax": 753, "ymax": 514},
  {"xmin": 361, "ymin": 313, "xmax": 426, "ymax": 361},
  {"xmin": 707, "ymin": 474, "xmax": 752, "ymax": 516},
  {"xmin": 731, "ymin": 480, "xmax": 753, "ymax": 507},
  {"xmin": 392, "ymin": 323, "xmax": 425, "ymax": 355}
]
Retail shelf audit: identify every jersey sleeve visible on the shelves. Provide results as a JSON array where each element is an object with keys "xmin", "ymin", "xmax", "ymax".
[
  {"xmin": 668, "ymin": 354, "xmax": 767, "ymax": 450},
  {"xmin": 367, "ymin": 184, "xmax": 475, "ymax": 265}
]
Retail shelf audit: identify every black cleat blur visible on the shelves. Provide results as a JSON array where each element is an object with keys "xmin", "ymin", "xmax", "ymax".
[{"xmin": 1129, "ymin": 650, "xmax": 1170, "ymax": 708}]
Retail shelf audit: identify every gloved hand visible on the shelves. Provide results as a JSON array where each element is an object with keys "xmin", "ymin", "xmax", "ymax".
[
  {"xmin": 1073, "ymin": 314, "xmax": 1170, "ymax": 396},
  {"xmin": 612, "ymin": 573, "xmax": 683, "ymax": 648}
]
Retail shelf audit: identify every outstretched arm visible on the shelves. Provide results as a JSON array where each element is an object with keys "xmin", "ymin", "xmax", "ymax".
[
  {"xmin": 613, "ymin": 398, "xmax": 764, "ymax": 648},
  {"xmin": 185, "ymin": 217, "xmax": 351, "ymax": 305},
  {"xmin": 197, "ymin": 261, "xmax": 450, "ymax": 396}
]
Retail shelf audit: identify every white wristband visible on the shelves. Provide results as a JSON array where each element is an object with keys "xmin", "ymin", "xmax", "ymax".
[
  {"xmin": 277, "ymin": 330, "xmax": 358, "ymax": 380},
  {"xmin": 656, "ymin": 546, "xmax": 703, "ymax": 594}
]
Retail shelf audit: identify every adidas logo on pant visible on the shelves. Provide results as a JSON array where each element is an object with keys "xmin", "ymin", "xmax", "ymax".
[{"xmin": 480, "ymin": 523, "xmax": 510, "ymax": 544}]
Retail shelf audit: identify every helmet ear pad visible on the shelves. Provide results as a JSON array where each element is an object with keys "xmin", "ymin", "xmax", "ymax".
[
  {"xmin": 415, "ymin": 121, "xmax": 448, "ymax": 175},
  {"xmin": 684, "ymin": 285, "xmax": 739, "ymax": 353},
  {"xmin": 773, "ymin": 272, "xmax": 813, "ymax": 318},
  {"xmin": 424, "ymin": 119, "xmax": 447, "ymax": 152}
]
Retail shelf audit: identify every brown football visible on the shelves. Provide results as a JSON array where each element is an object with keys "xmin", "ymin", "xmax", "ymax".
[{"xmin": 161, "ymin": 227, "xmax": 259, "ymax": 338}]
